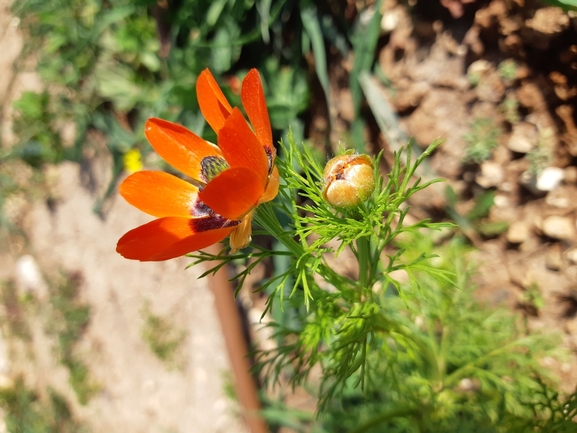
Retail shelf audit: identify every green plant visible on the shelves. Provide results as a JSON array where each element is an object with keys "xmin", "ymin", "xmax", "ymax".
[
  {"xmin": 526, "ymin": 128, "xmax": 555, "ymax": 175},
  {"xmin": 261, "ymin": 236, "xmax": 564, "ymax": 432},
  {"xmin": 463, "ymin": 118, "xmax": 502, "ymax": 163},
  {"xmin": 48, "ymin": 273, "xmax": 98, "ymax": 404},
  {"xmin": 500, "ymin": 94, "xmax": 520, "ymax": 124},
  {"xmin": 141, "ymin": 303, "xmax": 187, "ymax": 367},
  {"xmin": 189, "ymin": 132, "xmax": 569, "ymax": 430},
  {"xmin": 540, "ymin": 0, "xmax": 577, "ymax": 11},
  {"xmin": 0, "ymin": 280, "xmax": 31, "ymax": 341},
  {"xmin": 518, "ymin": 282, "xmax": 545, "ymax": 315},
  {"xmin": 0, "ymin": 378, "xmax": 87, "ymax": 433},
  {"xmin": 446, "ymin": 188, "xmax": 509, "ymax": 240},
  {"xmin": 192, "ymin": 135, "xmax": 453, "ymax": 407},
  {"xmin": 498, "ymin": 59, "xmax": 517, "ymax": 81}
]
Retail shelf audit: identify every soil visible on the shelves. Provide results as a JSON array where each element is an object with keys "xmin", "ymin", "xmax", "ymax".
[
  {"xmin": 375, "ymin": 0, "xmax": 577, "ymax": 389},
  {"xmin": 1, "ymin": 0, "xmax": 577, "ymax": 431},
  {"xmin": 0, "ymin": 1, "xmax": 247, "ymax": 431}
]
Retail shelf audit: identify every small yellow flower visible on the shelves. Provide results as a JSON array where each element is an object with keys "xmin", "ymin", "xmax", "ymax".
[
  {"xmin": 123, "ymin": 148, "xmax": 143, "ymax": 174},
  {"xmin": 322, "ymin": 154, "xmax": 375, "ymax": 210}
]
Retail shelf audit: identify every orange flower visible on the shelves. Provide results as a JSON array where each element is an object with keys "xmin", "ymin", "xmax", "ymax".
[{"xmin": 116, "ymin": 69, "xmax": 279, "ymax": 261}]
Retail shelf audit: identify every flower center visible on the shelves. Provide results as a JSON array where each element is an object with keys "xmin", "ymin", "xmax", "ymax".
[{"xmin": 200, "ymin": 156, "xmax": 229, "ymax": 183}]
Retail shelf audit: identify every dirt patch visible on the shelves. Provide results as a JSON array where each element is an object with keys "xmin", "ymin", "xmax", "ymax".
[
  {"xmin": 373, "ymin": 0, "xmax": 577, "ymax": 390},
  {"xmin": 0, "ymin": 2, "xmax": 248, "ymax": 430}
]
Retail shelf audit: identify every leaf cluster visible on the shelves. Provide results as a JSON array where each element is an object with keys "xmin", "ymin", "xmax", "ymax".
[
  {"xmin": 0, "ymin": 378, "xmax": 87, "ymax": 433},
  {"xmin": 463, "ymin": 117, "xmax": 502, "ymax": 164},
  {"xmin": 262, "ymin": 236, "xmax": 567, "ymax": 432}
]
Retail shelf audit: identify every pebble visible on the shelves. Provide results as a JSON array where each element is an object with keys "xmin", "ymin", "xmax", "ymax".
[
  {"xmin": 566, "ymin": 248, "xmax": 577, "ymax": 265},
  {"xmin": 519, "ymin": 171, "xmax": 540, "ymax": 195},
  {"xmin": 15, "ymin": 255, "xmax": 49, "ymax": 300},
  {"xmin": 564, "ymin": 166, "xmax": 577, "ymax": 184},
  {"xmin": 507, "ymin": 221, "xmax": 530, "ymax": 244},
  {"xmin": 476, "ymin": 161, "xmax": 504, "ymax": 189},
  {"xmin": 507, "ymin": 122, "xmax": 539, "ymax": 153},
  {"xmin": 545, "ymin": 190, "xmax": 570, "ymax": 208},
  {"xmin": 536, "ymin": 167, "xmax": 564, "ymax": 192},
  {"xmin": 542, "ymin": 215, "xmax": 576, "ymax": 240},
  {"xmin": 493, "ymin": 194, "xmax": 509, "ymax": 208},
  {"xmin": 546, "ymin": 243, "xmax": 563, "ymax": 271},
  {"xmin": 381, "ymin": 7, "xmax": 403, "ymax": 33}
]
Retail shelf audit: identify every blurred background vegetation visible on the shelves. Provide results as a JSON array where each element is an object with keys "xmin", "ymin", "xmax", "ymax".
[{"xmin": 1, "ymin": 0, "xmax": 577, "ymax": 432}]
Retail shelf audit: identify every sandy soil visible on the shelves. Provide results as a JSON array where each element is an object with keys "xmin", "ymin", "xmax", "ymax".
[{"xmin": 0, "ymin": 1, "xmax": 248, "ymax": 431}]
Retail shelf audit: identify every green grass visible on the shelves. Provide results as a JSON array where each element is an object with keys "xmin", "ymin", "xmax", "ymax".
[
  {"xmin": 0, "ymin": 280, "xmax": 32, "ymax": 341},
  {"xmin": 0, "ymin": 378, "xmax": 87, "ymax": 433},
  {"xmin": 141, "ymin": 303, "xmax": 187, "ymax": 368},
  {"xmin": 463, "ymin": 117, "xmax": 502, "ymax": 163},
  {"xmin": 48, "ymin": 273, "xmax": 98, "ymax": 405}
]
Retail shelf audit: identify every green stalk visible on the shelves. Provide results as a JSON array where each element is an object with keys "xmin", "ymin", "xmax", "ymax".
[
  {"xmin": 254, "ymin": 203, "xmax": 354, "ymax": 302},
  {"xmin": 253, "ymin": 203, "xmax": 304, "ymax": 258},
  {"xmin": 356, "ymin": 235, "xmax": 372, "ymax": 292},
  {"xmin": 348, "ymin": 407, "xmax": 418, "ymax": 433}
]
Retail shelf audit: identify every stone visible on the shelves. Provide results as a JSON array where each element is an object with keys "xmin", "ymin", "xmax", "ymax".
[
  {"xmin": 494, "ymin": 194, "xmax": 509, "ymax": 208},
  {"xmin": 542, "ymin": 215, "xmax": 576, "ymax": 240},
  {"xmin": 15, "ymin": 254, "xmax": 49, "ymax": 300},
  {"xmin": 564, "ymin": 166, "xmax": 577, "ymax": 184},
  {"xmin": 506, "ymin": 121, "xmax": 538, "ymax": 153},
  {"xmin": 566, "ymin": 248, "xmax": 577, "ymax": 265},
  {"xmin": 536, "ymin": 167, "xmax": 564, "ymax": 192},
  {"xmin": 546, "ymin": 243, "xmax": 563, "ymax": 271},
  {"xmin": 476, "ymin": 161, "xmax": 504, "ymax": 189},
  {"xmin": 545, "ymin": 188, "xmax": 571, "ymax": 208},
  {"xmin": 507, "ymin": 221, "xmax": 530, "ymax": 244},
  {"xmin": 519, "ymin": 171, "xmax": 540, "ymax": 195}
]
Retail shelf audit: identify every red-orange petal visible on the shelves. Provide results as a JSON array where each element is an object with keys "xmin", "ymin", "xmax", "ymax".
[
  {"xmin": 260, "ymin": 165, "xmax": 280, "ymax": 204},
  {"xmin": 197, "ymin": 69, "xmax": 233, "ymax": 133},
  {"xmin": 218, "ymin": 107, "xmax": 269, "ymax": 187},
  {"xmin": 145, "ymin": 118, "xmax": 222, "ymax": 181},
  {"xmin": 199, "ymin": 167, "xmax": 264, "ymax": 220},
  {"xmin": 241, "ymin": 69, "xmax": 274, "ymax": 158},
  {"xmin": 119, "ymin": 171, "xmax": 199, "ymax": 218},
  {"xmin": 116, "ymin": 216, "xmax": 235, "ymax": 261}
]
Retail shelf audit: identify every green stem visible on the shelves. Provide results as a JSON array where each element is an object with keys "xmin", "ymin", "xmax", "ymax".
[
  {"xmin": 347, "ymin": 406, "xmax": 418, "ymax": 433},
  {"xmin": 444, "ymin": 335, "xmax": 536, "ymax": 387},
  {"xmin": 254, "ymin": 203, "xmax": 354, "ymax": 300},
  {"xmin": 253, "ymin": 204, "xmax": 304, "ymax": 258},
  {"xmin": 356, "ymin": 235, "xmax": 372, "ymax": 292}
]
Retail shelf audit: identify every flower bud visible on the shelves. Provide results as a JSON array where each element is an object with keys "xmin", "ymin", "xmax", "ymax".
[{"xmin": 322, "ymin": 154, "xmax": 375, "ymax": 210}]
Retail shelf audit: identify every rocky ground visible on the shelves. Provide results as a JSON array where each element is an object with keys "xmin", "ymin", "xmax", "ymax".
[
  {"xmin": 303, "ymin": 0, "xmax": 577, "ymax": 392},
  {"xmin": 379, "ymin": 0, "xmax": 577, "ymax": 388}
]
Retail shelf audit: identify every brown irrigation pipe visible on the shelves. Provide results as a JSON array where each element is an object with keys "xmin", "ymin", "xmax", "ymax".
[{"xmin": 205, "ymin": 244, "xmax": 268, "ymax": 433}]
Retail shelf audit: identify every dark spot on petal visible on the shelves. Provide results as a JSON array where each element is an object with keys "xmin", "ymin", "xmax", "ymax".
[
  {"xmin": 191, "ymin": 198, "xmax": 212, "ymax": 217},
  {"xmin": 265, "ymin": 147, "xmax": 274, "ymax": 174},
  {"xmin": 190, "ymin": 215, "xmax": 241, "ymax": 232}
]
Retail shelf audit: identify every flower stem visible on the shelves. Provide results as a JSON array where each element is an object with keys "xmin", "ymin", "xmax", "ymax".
[
  {"xmin": 253, "ymin": 204, "xmax": 304, "ymax": 258},
  {"xmin": 356, "ymin": 235, "xmax": 372, "ymax": 292}
]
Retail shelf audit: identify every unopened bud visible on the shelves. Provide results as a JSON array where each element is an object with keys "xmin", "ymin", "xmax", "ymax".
[{"xmin": 322, "ymin": 154, "xmax": 375, "ymax": 210}]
